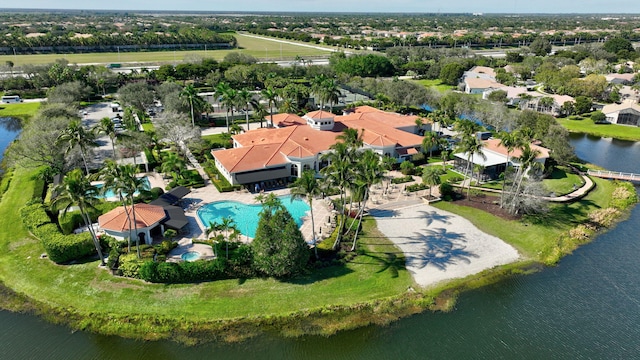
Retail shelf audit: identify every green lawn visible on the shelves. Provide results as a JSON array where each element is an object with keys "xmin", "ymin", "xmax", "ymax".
[
  {"xmin": 0, "ymin": 33, "xmax": 333, "ymax": 66},
  {"xmin": 543, "ymin": 167, "xmax": 585, "ymax": 196},
  {"xmin": 0, "ymin": 102, "xmax": 41, "ymax": 119},
  {"xmin": 557, "ymin": 117, "xmax": 640, "ymax": 141},
  {"xmin": 141, "ymin": 123, "xmax": 155, "ymax": 132},
  {"xmin": 433, "ymin": 177, "xmax": 615, "ymax": 263},
  {"xmin": 0, "ymin": 167, "xmax": 412, "ymax": 338},
  {"xmin": 412, "ymin": 79, "xmax": 455, "ymax": 93}
]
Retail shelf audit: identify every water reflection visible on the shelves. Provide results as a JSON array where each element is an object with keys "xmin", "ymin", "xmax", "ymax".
[{"xmin": 0, "ymin": 116, "xmax": 22, "ymax": 133}]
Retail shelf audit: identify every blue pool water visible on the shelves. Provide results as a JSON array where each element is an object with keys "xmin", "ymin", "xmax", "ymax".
[
  {"xmin": 197, "ymin": 195, "xmax": 310, "ymax": 239},
  {"xmin": 181, "ymin": 251, "xmax": 201, "ymax": 261},
  {"xmin": 95, "ymin": 177, "xmax": 151, "ymax": 199}
]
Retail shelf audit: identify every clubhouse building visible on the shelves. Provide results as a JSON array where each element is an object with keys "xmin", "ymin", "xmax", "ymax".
[{"xmin": 212, "ymin": 106, "xmax": 429, "ymax": 187}]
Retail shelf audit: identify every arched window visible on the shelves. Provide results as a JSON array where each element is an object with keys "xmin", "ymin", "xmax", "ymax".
[{"xmin": 291, "ymin": 164, "xmax": 299, "ymax": 177}]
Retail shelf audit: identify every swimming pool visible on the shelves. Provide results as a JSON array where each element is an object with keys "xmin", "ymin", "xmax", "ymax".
[
  {"xmin": 94, "ymin": 177, "xmax": 151, "ymax": 199},
  {"xmin": 196, "ymin": 195, "xmax": 310, "ymax": 239}
]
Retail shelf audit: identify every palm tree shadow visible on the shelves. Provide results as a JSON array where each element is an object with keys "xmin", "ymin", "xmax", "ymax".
[
  {"xmin": 406, "ymin": 228, "xmax": 477, "ymax": 271},
  {"xmin": 416, "ymin": 210, "xmax": 452, "ymax": 227},
  {"xmin": 281, "ymin": 265, "xmax": 355, "ymax": 285}
]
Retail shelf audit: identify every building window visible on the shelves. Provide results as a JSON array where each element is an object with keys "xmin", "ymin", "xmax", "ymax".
[{"xmin": 291, "ymin": 164, "xmax": 299, "ymax": 177}]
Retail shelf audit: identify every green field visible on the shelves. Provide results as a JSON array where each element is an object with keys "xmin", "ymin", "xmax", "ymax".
[
  {"xmin": 557, "ymin": 117, "xmax": 640, "ymax": 141},
  {"xmin": 0, "ymin": 33, "xmax": 334, "ymax": 66},
  {"xmin": 412, "ymin": 79, "xmax": 455, "ymax": 93},
  {"xmin": 0, "ymin": 102, "xmax": 41, "ymax": 119}
]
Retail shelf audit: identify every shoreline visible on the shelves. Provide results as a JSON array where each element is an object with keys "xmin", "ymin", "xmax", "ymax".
[{"xmin": 0, "ymin": 128, "xmax": 637, "ymax": 344}]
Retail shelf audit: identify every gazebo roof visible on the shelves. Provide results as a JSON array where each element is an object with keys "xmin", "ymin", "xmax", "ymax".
[{"xmin": 98, "ymin": 203, "xmax": 166, "ymax": 232}]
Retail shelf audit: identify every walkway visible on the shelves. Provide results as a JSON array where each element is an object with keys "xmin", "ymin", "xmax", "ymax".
[{"xmin": 587, "ymin": 169, "xmax": 640, "ymax": 182}]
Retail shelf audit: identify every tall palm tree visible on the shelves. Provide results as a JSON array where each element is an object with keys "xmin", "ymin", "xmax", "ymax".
[
  {"xmin": 498, "ymin": 130, "xmax": 523, "ymax": 207},
  {"xmin": 290, "ymin": 170, "xmax": 321, "ymax": 258},
  {"xmin": 350, "ymin": 150, "xmax": 384, "ymax": 251},
  {"xmin": 237, "ymin": 88, "xmax": 256, "ymax": 131},
  {"xmin": 322, "ymin": 78, "xmax": 341, "ymax": 113},
  {"xmin": 97, "ymin": 160, "xmax": 133, "ymax": 252},
  {"xmin": 179, "ymin": 84, "xmax": 198, "ymax": 127},
  {"xmin": 251, "ymin": 102, "xmax": 268, "ymax": 129},
  {"xmin": 320, "ymin": 141, "xmax": 355, "ymax": 250},
  {"xmin": 336, "ymin": 127, "xmax": 364, "ymax": 149},
  {"xmin": 422, "ymin": 166, "xmax": 442, "ymax": 198},
  {"xmin": 422, "ymin": 131, "xmax": 439, "ymax": 158},
  {"xmin": 215, "ymin": 82, "xmax": 232, "ymax": 132},
  {"xmin": 52, "ymin": 169, "xmax": 105, "ymax": 266},
  {"xmin": 457, "ymin": 134, "xmax": 486, "ymax": 199},
  {"xmin": 93, "ymin": 117, "xmax": 118, "ymax": 159},
  {"xmin": 219, "ymin": 216, "xmax": 236, "ymax": 259},
  {"xmin": 311, "ymin": 74, "xmax": 328, "ymax": 110},
  {"xmin": 57, "ymin": 120, "xmax": 98, "ymax": 175},
  {"xmin": 221, "ymin": 88, "xmax": 238, "ymax": 133},
  {"xmin": 261, "ymin": 87, "xmax": 279, "ymax": 128},
  {"xmin": 119, "ymin": 165, "xmax": 148, "ymax": 258}
]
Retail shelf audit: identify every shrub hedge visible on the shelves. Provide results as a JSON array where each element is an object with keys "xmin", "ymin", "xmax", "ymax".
[
  {"xmin": 139, "ymin": 258, "xmax": 229, "ymax": 283},
  {"xmin": 20, "ymin": 203, "xmax": 95, "ymax": 263}
]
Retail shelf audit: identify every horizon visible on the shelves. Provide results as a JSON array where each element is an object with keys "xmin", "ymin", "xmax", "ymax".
[{"xmin": 2, "ymin": 0, "xmax": 640, "ymax": 14}]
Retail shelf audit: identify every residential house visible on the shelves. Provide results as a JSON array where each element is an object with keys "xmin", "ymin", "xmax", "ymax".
[
  {"xmin": 453, "ymin": 139, "xmax": 550, "ymax": 182},
  {"xmin": 602, "ymin": 101, "xmax": 640, "ymax": 126},
  {"xmin": 212, "ymin": 106, "xmax": 428, "ymax": 187},
  {"xmin": 605, "ymin": 73, "xmax": 636, "ymax": 85}
]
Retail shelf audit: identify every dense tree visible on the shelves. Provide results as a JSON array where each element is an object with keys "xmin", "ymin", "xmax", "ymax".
[
  {"xmin": 117, "ymin": 82, "xmax": 154, "ymax": 113},
  {"xmin": 439, "ymin": 63, "xmax": 464, "ymax": 86},
  {"xmin": 252, "ymin": 195, "xmax": 309, "ymax": 278},
  {"xmin": 574, "ymin": 96, "xmax": 593, "ymax": 114},
  {"xmin": 47, "ymin": 81, "xmax": 92, "ymax": 105},
  {"xmin": 603, "ymin": 37, "xmax": 634, "ymax": 55},
  {"xmin": 529, "ymin": 37, "xmax": 552, "ymax": 56}
]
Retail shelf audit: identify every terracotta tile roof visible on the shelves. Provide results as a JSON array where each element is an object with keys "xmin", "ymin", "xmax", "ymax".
[
  {"xmin": 483, "ymin": 139, "xmax": 550, "ymax": 160},
  {"xmin": 305, "ymin": 110, "xmax": 334, "ymax": 119},
  {"xmin": 98, "ymin": 204, "xmax": 166, "ymax": 232},
  {"xmin": 269, "ymin": 113, "xmax": 307, "ymax": 127},
  {"xmin": 464, "ymin": 77, "xmax": 502, "ymax": 89},
  {"xmin": 337, "ymin": 114, "xmax": 423, "ymax": 148}
]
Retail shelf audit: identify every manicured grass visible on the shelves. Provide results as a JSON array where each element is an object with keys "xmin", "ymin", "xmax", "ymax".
[
  {"xmin": 433, "ymin": 177, "xmax": 616, "ymax": 263},
  {"xmin": 439, "ymin": 168, "xmax": 464, "ymax": 183},
  {"xmin": 557, "ymin": 117, "xmax": 640, "ymax": 141},
  {"xmin": 0, "ymin": 33, "xmax": 333, "ymax": 66},
  {"xmin": 0, "ymin": 168, "xmax": 412, "ymax": 337},
  {"xmin": 412, "ymin": 79, "xmax": 455, "ymax": 93},
  {"xmin": 141, "ymin": 123, "xmax": 155, "ymax": 132},
  {"xmin": 543, "ymin": 167, "xmax": 585, "ymax": 196},
  {"xmin": 0, "ymin": 102, "xmax": 41, "ymax": 119}
]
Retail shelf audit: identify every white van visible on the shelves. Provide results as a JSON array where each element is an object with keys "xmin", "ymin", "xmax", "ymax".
[{"xmin": 1, "ymin": 95, "xmax": 23, "ymax": 104}]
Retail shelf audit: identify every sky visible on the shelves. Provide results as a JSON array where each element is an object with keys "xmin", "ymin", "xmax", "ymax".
[{"xmin": 3, "ymin": 0, "xmax": 640, "ymax": 14}]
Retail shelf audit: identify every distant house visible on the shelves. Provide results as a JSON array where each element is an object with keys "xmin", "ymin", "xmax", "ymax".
[
  {"xmin": 453, "ymin": 139, "xmax": 550, "ymax": 181},
  {"xmin": 464, "ymin": 78, "xmax": 503, "ymax": 94},
  {"xmin": 604, "ymin": 73, "xmax": 636, "ymax": 85},
  {"xmin": 212, "ymin": 106, "xmax": 428, "ymax": 187},
  {"xmin": 464, "ymin": 66, "xmax": 497, "ymax": 80},
  {"xmin": 602, "ymin": 102, "xmax": 640, "ymax": 126}
]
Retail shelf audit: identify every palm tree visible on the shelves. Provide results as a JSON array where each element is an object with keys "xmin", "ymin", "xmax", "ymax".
[
  {"xmin": 179, "ymin": 84, "xmax": 202, "ymax": 127},
  {"xmin": 498, "ymin": 130, "xmax": 523, "ymax": 207},
  {"xmin": 160, "ymin": 152, "xmax": 185, "ymax": 181},
  {"xmin": 320, "ymin": 141, "xmax": 355, "ymax": 250},
  {"xmin": 219, "ymin": 216, "xmax": 236, "ymax": 259},
  {"xmin": 350, "ymin": 150, "xmax": 384, "ymax": 251},
  {"xmin": 52, "ymin": 169, "xmax": 105, "ymax": 266},
  {"xmin": 422, "ymin": 131, "xmax": 439, "ymax": 158},
  {"xmin": 119, "ymin": 165, "xmax": 148, "ymax": 258},
  {"xmin": 237, "ymin": 88, "xmax": 256, "ymax": 131},
  {"xmin": 457, "ymin": 134, "xmax": 486, "ymax": 199},
  {"xmin": 322, "ymin": 78, "xmax": 341, "ymax": 113},
  {"xmin": 57, "ymin": 120, "xmax": 98, "ymax": 175},
  {"xmin": 251, "ymin": 102, "xmax": 268, "ymax": 129},
  {"xmin": 337, "ymin": 127, "xmax": 364, "ymax": 149},
  {"xmin": 290, "ymin": 170, "xmax": 321, "ymax": 258},
  {"xmin": 97, "ymin": 160, "xmax": 132, "ymax": 252},
  {"xmin": 93, "ymin": 117, "xmax": 118, "ymax": 159},
  {"xmin": 311, "ymin": 74, "xmax": 328, "ymax": 110},
  {"xmin": 422, "ymin": 166, "xmax": 442, "ymax": 198},
  {"xmin": 261, "ymin": 87, "xmax": 279, "ymax": 128}
]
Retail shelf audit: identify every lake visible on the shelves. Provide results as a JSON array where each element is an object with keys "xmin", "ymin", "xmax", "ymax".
[{"xmin": 1, "ymin": 131, "xmax": 639, "ymax": 359}]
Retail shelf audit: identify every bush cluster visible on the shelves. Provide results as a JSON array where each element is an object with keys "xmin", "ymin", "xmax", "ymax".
[
  {"xmin": 406, "ymin": 183, "xmax": 429, "ymax": 192},
  {"xmin": 203, "ymin": 160, "xmax": 242, "ymax": 192},
  {"xmin": 391, "ymin": 175, "xmax": 414, "ymax": 184},
  {"xmin": 20, "ymin": 203, "xmax": 95, "ymax": 263}
]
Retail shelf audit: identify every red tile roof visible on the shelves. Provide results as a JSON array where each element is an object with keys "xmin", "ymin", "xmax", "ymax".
[{"xmin": 98, "ymin": 204, "xmax": 166, "ymax": 232}]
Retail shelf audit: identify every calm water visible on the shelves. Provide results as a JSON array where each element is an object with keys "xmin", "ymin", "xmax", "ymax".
[
  {"xmin": 196, "ymin": 195, "xmax": 310, "ymax": 239},
  {"xmin": 1, "ymin": 132, "xmax": 639, "ymax": 359}
]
